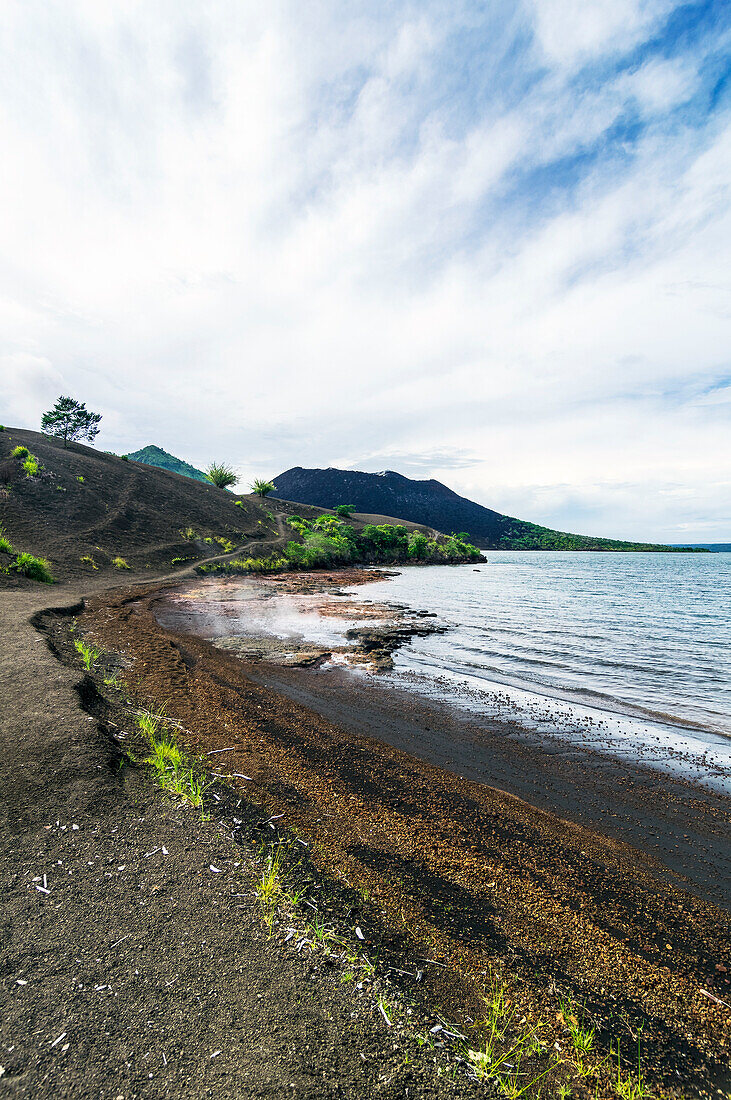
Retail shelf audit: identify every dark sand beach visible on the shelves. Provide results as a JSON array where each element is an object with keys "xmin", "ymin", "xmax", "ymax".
[{"xmin": 65, "ymin": 570, "xmax": 731, "ymax": 1098}]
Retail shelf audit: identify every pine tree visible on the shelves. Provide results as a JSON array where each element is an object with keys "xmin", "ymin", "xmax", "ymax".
[{"xmin": 41, "ymin": 396, "xmax": 102, "ymax": 448}]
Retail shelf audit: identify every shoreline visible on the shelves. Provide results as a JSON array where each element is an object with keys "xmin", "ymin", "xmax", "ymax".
[
  {"xmin": 73, "ymin": 576, "xmax": 731, "ymax": 1096},
  {"xmin": 149, "ymin": 567, "xmax": 731, "ymax": 909}
]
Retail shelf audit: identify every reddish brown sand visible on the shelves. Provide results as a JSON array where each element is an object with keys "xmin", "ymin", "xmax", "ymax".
[{"xmin": 76, "ymin": 576, "xmax": 731, "ymax": 1099}]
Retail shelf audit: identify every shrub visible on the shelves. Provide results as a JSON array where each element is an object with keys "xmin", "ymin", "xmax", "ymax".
[
  {"xmin": 23, "ymin": 455, "xmax": 40, "ymax": 477},
  {"xmin": 251, "ymin": 478, "xmax": 276, "ymax": 497},
  {"xmin": 205, "ymin": 462, "xmax": 238, "ymax": 489},
  {"xmin": 11, "ymin": 445, "xmax": 29, "ymax": 459},
  {"xmin": 407, "ymin": 532, "xmax": 430, "ymax": 560},
  {"xmin": 121, "ymin": 454, "xmax": 129, "ymax": 461},
  {"xmin": 0, "ymin": 425, "xmax": 4, "ymax": 431},
  {"xmin": 179, "ymin": 526, "xmax": 198, "ymax": 541},
  {"xmin": 0, "ymin": 525, "xmax": 14, "ymax": 555},
  {"xmin": 112, "ymin": 556, "xmax": 131, "ymax": 569},
  {"xmin": 76, "ymin": 475, "xmax": 84, "ymax": 483},
  {"xmin": 214, "ymin": 536, "xmax": 235, "ymax": 553},
  {"xmin": 334, "ymin": 504, "xmax": 355, "ymax": 517},
  {"xmin": 13, "ymin": 552, "xmax": 54, "ymax": 583},
  {"xmin": 80, "ymin": 554, "xmax": 98, "ymax": 569}
]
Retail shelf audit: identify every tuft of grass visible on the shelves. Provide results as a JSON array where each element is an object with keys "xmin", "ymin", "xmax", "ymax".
[
  {"xmin": 256, "ymin": 844, "xmax": 285, "ymax": 912},
  {"xmin": 146, "ymin": 732, "xmax": 183, "ymax": 772},
  {"xmin": 22, "ymin": 454, "xmax": 40, "ymax": 477},
  {"xmin": 135, "ymin": 707, "xmax": 166, "ymax": 740},
  {"xmin": 214, "ymin": 536, "xmax": 235, "ymax": 553},
  {"xmin": 0, "ymin": 525, "xmax": 14, "ymax": 555},
  {"xmin": 76, "ymin": 475, "xmax": 84, "ymax": 483},
  {"xmin": 11, "ymin": 445, "xmax": 29, "ymax": 459},
  {"xmin": 74, "ymin": 637, "xmax": 100, "ymax": 670},
  {"xmin": 112, "ymin": 556, "xmax": 131, "ymax": 569},
  {"xmin": 179, "ymin": 526, "xmax": 198, "ymax": 541},
  {"xmin": 103, "ymin": 671, "xmax": 121, "ymax": 687},
  {"xmin": 80, "ymin": 554, "xmax": 98, "ymax": 569},
  {"xmin": 612, "ymin": 1040, "xmax": 650, "ymax": 1099},
  {"xmin": 558, "ymin": 996, "xmax": 595, "ymax": 1055},
  {"xmin": 13, "ymin": 552, "xmax": 54, "ymax": 583}
]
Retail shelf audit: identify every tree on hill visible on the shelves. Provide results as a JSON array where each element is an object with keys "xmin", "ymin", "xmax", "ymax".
[
  {"xmin": 251, "ymin": 479, "xmax": 276, "ymax": 497},
  {"xmin": 41, "ymin": 396, "xmax": 102, "ymax": 448},
  {"xmin": 334, "ymin": 504, "xmax": 355, "ymax": 516},
  {"xmin": 205, "ymin": 462, "xmax": 238, "ymax": 489}
]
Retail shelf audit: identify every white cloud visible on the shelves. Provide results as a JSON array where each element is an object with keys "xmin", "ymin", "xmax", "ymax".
[{"xmin": 1, "ymin": 0, "xmax": 729, "ymax": 540}]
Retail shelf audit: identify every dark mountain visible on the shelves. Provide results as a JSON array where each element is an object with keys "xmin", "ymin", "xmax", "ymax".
[
  {"xmin": 270, "ymin": 467, "xmax": 689, "ymax": 551},
  {"xmin": 126, "ymin": 445, "xmax": 209, "ymax": 484}
]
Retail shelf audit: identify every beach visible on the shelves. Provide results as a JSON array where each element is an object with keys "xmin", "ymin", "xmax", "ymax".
[{"xmin": 64, "ymin": 568, "xmax": 731, "ymax": 1097}]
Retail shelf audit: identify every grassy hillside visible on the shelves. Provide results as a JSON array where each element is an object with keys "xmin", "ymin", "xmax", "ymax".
[
  {"xmin": 272, "ymin": 466, "xmax": 702, "ymax": 551},
  {"xmin": 126, "ymin": 444, "xmax": 209, "ymax": 483}
]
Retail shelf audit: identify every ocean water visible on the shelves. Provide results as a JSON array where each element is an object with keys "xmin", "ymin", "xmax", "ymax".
[{"xmin": 352, "ymin": 552, "xmax": 731, "ymax": 790}]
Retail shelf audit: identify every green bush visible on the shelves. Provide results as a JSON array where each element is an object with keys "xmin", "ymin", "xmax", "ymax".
[
  {"xmin": 251, "ymin": 479, "xmax": 276, "ymax": 497},
  {"xmin": 121, "ymin": 454, "xmax": 129, "ymax": 461},
  {"xmin": 333, "ymin": 504, "xmax": 355, "ymax": 517},
  {"xmin": 13, "ymin": 552, "xmax": 54, "ymax": 583},
  {"xmin": 11, "ymin": 445, "xmax": 29, "ymax": 459},
  {"xmin": 112, "ymin": 556, "xmax": 131, "ymax": 569},
  {"xmin": 0, "ymin": 525, "xmax": 14, "ymax": 555},
  {"xmin": 23, "ymin": 454, "xmax": 40, "ymax": 477},
  {"xmin": 205, "ymin": 462, "xmax": 238, "ymax": 489}
]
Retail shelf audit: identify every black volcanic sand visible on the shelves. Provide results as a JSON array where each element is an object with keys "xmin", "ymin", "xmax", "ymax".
[
  {"xmin": 75, "ymin": 576, "xmax": 731, "ymax": 1099},
  {"xmin": 152, "ymin": 571, "xmax": 731, "ymax": 910},
  {"xmin": 1, "ymin": 580, "xmax": 488, "ymax": 1100}
]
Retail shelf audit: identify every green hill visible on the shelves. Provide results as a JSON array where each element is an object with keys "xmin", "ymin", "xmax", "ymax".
[{"xmin": 126, "ymin": 445, "xmax": 209, "ymax": 484}]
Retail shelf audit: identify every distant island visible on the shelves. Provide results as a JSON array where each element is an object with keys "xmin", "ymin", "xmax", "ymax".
[{"xmin": 271, "ymin": 466, "xmax": 706, "ymax": 552}]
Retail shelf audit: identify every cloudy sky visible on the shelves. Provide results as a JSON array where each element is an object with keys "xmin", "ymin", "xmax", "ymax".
[{"xmin": 1, "ymin": 1, "xmax": 729, "ymax": 541}]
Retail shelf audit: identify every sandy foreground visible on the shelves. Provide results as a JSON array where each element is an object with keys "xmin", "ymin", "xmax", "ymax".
[{"xmin": 2, "ymin": 567, "xmax": 730, "ymax": 1098}]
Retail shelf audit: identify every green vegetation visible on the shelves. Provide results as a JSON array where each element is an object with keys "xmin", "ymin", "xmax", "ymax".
[
  {"xmin": 11, "ymin": 445, "xmax": 29, "ymax": 459},
  {"xmin": 76, "ymin": 475, "xmax": 84, "ymax": 483},
  {"xmin": 12, "ymin": 552, "xmax": 54, "ymax": 583},
  {"xmin": 80, "ymin": 554, "xmax": 98, "ymax": 569},
  {"xmin": 112, "ymin": 556, "xmax": 131, "ymax": 569},
  {"xmin": 499, "ymin": 518, "xmax": 702, "ymax": 552},
  {"xmin": 23, "ymin": 454, "xmax": 40, "ymax": 477},
  {"xmin": 74, "ymin": 637, "xmax": 100, "ymax": 670},
  {"xmin": 333, "ymin": 503, "xmax": 355, "ymax": 516},
  {"xmin": 0, "ymin": 525, "xmax": 14, "ymax": 555},
  {"xmin": 285, "ymin": 515, "xmax": 481, "ymax": 568},
  {"xmin": 251, "ymin": 478, "xmax": 276, "ymax": 497},
  {"xmin": 138, "ymin": 710, "xmax": 211, "ymax": 810},
  {"xmin": 126, "ymin": 445, "xmax": 209, "ymax": 483},
  {"xmin": 199, "ymin": 515, "xmax": 481, "ymax": 575},
  {"xmin": 179, "ymin": 526, "xmax": 198, "ymax": 540},
  {"xmin": 205, "ymin": 462, "xmax": 238, "ymax": 489},
  {"xmin": 198, "ymin": 554, "xmax": 288, "ymax": 575},
  {"xmin": 41, "ymin": 395, "xmax": 102, "ymax": 448}
]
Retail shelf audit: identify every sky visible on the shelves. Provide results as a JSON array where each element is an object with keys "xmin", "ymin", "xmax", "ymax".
[{"xmin": 1, "ymin": 1, "xmax": 729, "ymax": 542}]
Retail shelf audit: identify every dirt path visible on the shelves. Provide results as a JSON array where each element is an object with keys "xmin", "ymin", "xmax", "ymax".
[{"xmin": 0, "ymin": 580, "xmax": 480, "ymax": 1099}]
